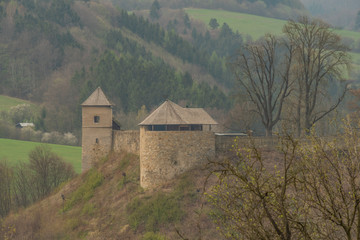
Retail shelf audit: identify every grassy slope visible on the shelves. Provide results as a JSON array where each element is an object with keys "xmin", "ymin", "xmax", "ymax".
[
  {"xmin": 185, "ymin": 8, "xmax": 360, "ymax": 40},
  {"xmin": 0, "ymin": 138, "xmax": 82, "ymax": 173},
  {"xmin": 1, "ymin": 152, "xmax": 220, "ymax": 239},
  {"xmin": 0, "ymin": 95, "xmax": 36, "ymax": 112}
]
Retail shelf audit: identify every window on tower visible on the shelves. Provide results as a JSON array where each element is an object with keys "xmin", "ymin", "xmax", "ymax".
[{"xmin": 94, "ymin": 116, "xmax": 100, "ymax": 123}]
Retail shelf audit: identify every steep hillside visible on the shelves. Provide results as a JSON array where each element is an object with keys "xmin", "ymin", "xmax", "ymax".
[{"xmin": 0, "ymin": 152, "xmax": 221, "ymax": 239}]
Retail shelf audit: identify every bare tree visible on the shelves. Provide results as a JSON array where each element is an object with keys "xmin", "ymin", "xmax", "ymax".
[
  {"xmin": 207, "ymin": 135, "xmax": 305, "ymax": 239},
  {"xmin": 12, "ymin": 162, "xmax": 33, "ymax": 208},
  {"xmin": 0, "ymin": 161, "xmax": 12, "ymax": 217},
  {"xmin": 28, "ymin": 145, "xmax": 75, "ymax": 199},
  {"xmin": 230, "ymin": 34, "xmax": 293, "ymax": 136},
  {"xmin": 283, "ymin": 16, "xmax": 351, "ymax": 134}
]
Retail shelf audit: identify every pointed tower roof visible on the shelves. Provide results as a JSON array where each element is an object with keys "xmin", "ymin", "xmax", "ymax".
[
  {"xmin": 139, "ymin": 100, "xmax": 218, "ymax": 125},
  {"xmin": 81, "ymin": 87, "xmax": 113, "ymax": 106}
]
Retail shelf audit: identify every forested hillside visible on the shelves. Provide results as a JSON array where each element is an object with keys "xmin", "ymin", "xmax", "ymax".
[
  {"xmin": 0, "ymin": 0, "xmax": 237, "ymax": 140},
  {"xmin": 0, "ymin": 0, "xmax": 357, "ymax": 141}
]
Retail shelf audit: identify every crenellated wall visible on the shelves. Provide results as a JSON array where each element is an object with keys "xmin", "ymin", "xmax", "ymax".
[{"xmin": 139, "ymin": 127, "xmax": 215, "ymax": 189}]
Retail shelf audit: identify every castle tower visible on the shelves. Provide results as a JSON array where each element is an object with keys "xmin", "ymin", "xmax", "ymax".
[
  {"xmin": 81, "ymin": 87, "xmax": 113, "ymax": 172},
  {"xmin": 138, "ymin": 100, "xmax": 218, "ymax": 189}
]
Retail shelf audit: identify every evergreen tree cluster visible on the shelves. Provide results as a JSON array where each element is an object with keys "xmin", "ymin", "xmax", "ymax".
[
  {"xmin": 73, "ymin": 47, "xmax": 229, "ymax": 114},
  {"xmin": 18, "ymin": 0, "xmax": 81, "ymax": 27},
  {"xmin": 115, "ymin": 10, "xmax": 237, "ymax": 87}
]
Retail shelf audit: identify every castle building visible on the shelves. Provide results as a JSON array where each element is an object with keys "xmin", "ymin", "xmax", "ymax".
[
  {"xmin": 139, "ymin": 100, "xmax": 218, "ymax": 189},
  {"xmin": 81, "ymin": 88, "xmax": 218, "ymax": 189},
  {"xmin": 81, "ymin": 87, "xmax": 114, "ymax": 172}
]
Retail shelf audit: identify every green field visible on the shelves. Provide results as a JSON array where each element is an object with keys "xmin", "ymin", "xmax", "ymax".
[
  {"xmin": 186, "ymin": 8, "xmax": 360, "ymax": 75},
  {"xmin": 186, "ymin": 8, "xmax": 285, "ymax": 40},
  {"xmin": 0, "ymin": 95, "xmax": 36, "ymax": 112},
  {"xmin": 0, "ymin": 138, "xmax": 82, "ymax": 173},
  {"xmin": 185, "ymin": 8, "xmax": 360, "ymax": 41}
]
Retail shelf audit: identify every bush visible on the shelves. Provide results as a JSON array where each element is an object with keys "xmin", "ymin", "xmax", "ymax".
[
  {"xmin": 12, "ymin": 145, "xmax": 76, "ymax": 208},
  {"xmin": 28, "ymin": 145, "xmax": 75, "ymax": 198},
  {"xmin": 63, "ymin": 169, "xmax": 103, "ymax": 212},
  {"xmin": 142, "ymin": 232, "xmax": 167, "ymax": 240},
  {"xmin": 127, "ymin": 193, "xmax": 184, "ymax": 232},
  {"xmin": 9, "ymin": 104, "xmax": 33, "ymax": 124},
  {"xmin": 41, "ymin": 131, "xmax": 78, "ymax": 145}
]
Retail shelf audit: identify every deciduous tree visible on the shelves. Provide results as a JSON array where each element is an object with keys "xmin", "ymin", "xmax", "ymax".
[
  {"xmin": 283, "ymin": 16, "xmax": 351, "ymax": 134},
  {"xmin": 230, "ymin": 34, "xmax": 293, "ymax": 136},
  {"xmin": 0, "ymin": 161, "xmax": 12, "ymax": 218}
]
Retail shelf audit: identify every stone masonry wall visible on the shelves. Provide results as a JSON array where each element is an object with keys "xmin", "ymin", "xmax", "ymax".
[
  {"xmin": 140, "ymin": 127, "xmax": 215, "ymax": 189},
  {"xmin": 82, "ymin": 106, "xmax": 112, "ymax": 172},
  {"xmin": 215, "ymin": 135, "xmax": 278, "ymax": 153},
  {"xmin": 113, "ymin": 130, "xmax": 140, "ymax": 155},
  {"xmin": 82, "ymin": 128, "xmax": 112, "ymax": 172}
]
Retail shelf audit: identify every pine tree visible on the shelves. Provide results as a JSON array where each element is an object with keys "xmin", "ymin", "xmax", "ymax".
[
  {"xmin": 209, "ymin": 18, "xmax": 219, "ymax": 29},
  {"xmin": 150, "ymin": 0, "xmax": 161, "ymax": 20}
]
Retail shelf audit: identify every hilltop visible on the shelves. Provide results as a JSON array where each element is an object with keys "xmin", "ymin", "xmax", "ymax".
[{"xmin": 0, "ymin": 151, "xmax": 221, "ymax": 239}]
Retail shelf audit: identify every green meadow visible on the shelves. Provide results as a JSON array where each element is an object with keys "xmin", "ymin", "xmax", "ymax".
[
  {"xmin": 186, "ymin": 8, "xmax": 285, "ymax": 40},
  {"xmin": 0, "ymin": 95, "xmax": 37, "ymax": 112},
  {"xmin": 185, "ymin": 8, "xmax": 360, "ymax": 41},
  {"xmin": 186, "ymin": 8, "xmax": 360, "ymax": 75},
  {"xmin": 0, "ymin": 138, "xmax": 82, "ymax": 173}
]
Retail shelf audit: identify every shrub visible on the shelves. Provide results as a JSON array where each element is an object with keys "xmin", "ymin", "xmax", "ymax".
[
  {"xmin": 63, "ymin": 169, "xmax": 103, "ymax": 212},
  {"xmin": 142, "ymin": 232, "xmax": 167, "ymax": 240},
  {"xmin": 127, "ymin": 193, "xmax": 184, "ymax": 232}
]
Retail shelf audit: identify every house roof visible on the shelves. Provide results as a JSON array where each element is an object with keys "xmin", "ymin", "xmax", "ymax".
[
  {"xmin": 81, "ymin": 87, "xmax": 112, "ymax": 106},
  {"xmin": 139, "ymin": 100, "xmax": 218, "ymax": 125},
  {"xmin": 16, "ymin": 123, "xmax": 35, "ymax": 128}
]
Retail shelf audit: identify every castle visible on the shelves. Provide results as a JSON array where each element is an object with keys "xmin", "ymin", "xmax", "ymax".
[{"xmin": 82, "ymin": 87, "xmax": 236, "ymax": 189}]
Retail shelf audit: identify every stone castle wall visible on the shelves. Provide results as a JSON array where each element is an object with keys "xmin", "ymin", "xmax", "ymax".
[
  {"xmin": 113, "ymin": 130, "xmax": 140, "ymax": 155},
  {"xmin": 215, "ymin": 135, "xmax": 278, "ymax": 153},
  {"xmin": 140, "ymin": 127, "xmax": 215, "ymax": 189}
]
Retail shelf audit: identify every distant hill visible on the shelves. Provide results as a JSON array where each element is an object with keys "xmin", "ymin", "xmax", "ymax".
[
  {"xmin": 299, "ymin": 0, "xmax": 360, "ymax": 29},
  {"xmin": 185, "ymin": 8, "xmax": 360, "ymax": 79},
  {"xmin": 0, "ymin": 0, "xmax": 232, "ymax": 135}
]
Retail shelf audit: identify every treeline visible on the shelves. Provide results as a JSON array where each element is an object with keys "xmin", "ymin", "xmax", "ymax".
[
  {"xmin": 115, "ymin": 10, "xmax": 237, "ymax": 87},
  {"xmin": 0, "ymin": 146, "xmax": 75, "ymax": 218}
]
